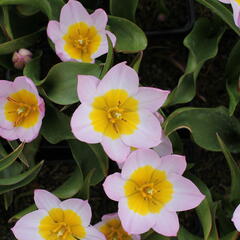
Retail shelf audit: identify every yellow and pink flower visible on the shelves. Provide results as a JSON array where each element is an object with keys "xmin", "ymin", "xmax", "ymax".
[
  {"xmin": 232, "ymin": 204, "xmax": 240, "ymax": 231},
  {"xmin": 218, "ymin": 0, "xmax": 240, "ymax": 27},
  {"xmin": 103, "ymin": 149, "xmax": 205, "ymax": 236},
  {"xmin": 95, "ymin": 213, "xmax": 140, "ymax": 240},
  {"xmin": 70, "ymin": 62, "xmax": 170, "ymax": 162},
  {"xmin": 0, "ymin": 76, "xmax": 45, "ymax": 142},
  {"xmin": 12, "ymin": 190, "xmax": 105, "ymax": 240},
  {"xmin": 47, "ymin": 0, "xmax": 116, "ymax": 63}
]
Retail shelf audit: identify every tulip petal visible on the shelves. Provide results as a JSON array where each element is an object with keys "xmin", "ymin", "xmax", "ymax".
[
  {"xmin": 218, "ymin": 0, "xmax": 231, "ymax": 3},
  {"xmin": 118, "ymin": 198, "xmax": 156, "ymax": 234},
  {"xmin": 0, "ymin": 98, "xmax": 14, "ymax": 129},
  {"xmin": 14, "ymin": 76, "xmax": 39, "ymax": 96},
  {"xmin": 47, "ymin": 20, "xmax": 63, "ymax": 42},
  {"xmin": 60, "ymin": 0, "xmax": 92, "ymax": 32},
  {"xmin": 71, "ymin": 104, "xmax": 103, "ymax": 144},
  {"xmin": 153, "ymin": 135, "xmax": 173, "ymax": 157},
  {"xmin": 77, "ymin": 75, "xmax": 100, "ymax": 104},
  {"xmin": 97, "ymin": 62, "xmax": 139, "ymax": 97},
  {"xmin": 106, "ymin": 30, "xmax": 117, "ymax": 47},
  {"xmin": 0, "ymin": 80, "xmax": 13, "ymax": 97},
  {"xmin": 133, "ymin": 87, "xmax": 170, "ymax": 112},
  {"xmin": 91, "ymin": 9, "xmax": 108, "ymax": 30},
  {"xmin": 121, "ymin": 110, "xmax": 162, "ymax": 149},
  {"xmin": 231, "ymin": 0, "xmax": 240, "ymax": 27},
  {"xmin": 103, "ymin": 173, "xmax": 125, "ymax": 201},
  {"xmin": 101, "ymin": 136, "xmax": 130, "ymax": 162},
  {"xmin": 55, "ymin": 39, "xmax": 72, "ymax": 62},
  {"xmin": 11, "ymin": 210, "xmax": 48, "ymax": 240},
  {"xmin": 152, "ymin": 208, "xmax": 179, "ymax": 236},
  {"xmin": 232, "ymin": 204, "xmax": 240, "ymax": 231},
  {"xmin": 167, "ymin": 174, "xmax": 205, "ymax": 212},
  {"xmin": 121, "ymin": 149, "xmax": 161, "ymax": 179},
  {"xmin": 34, "ymin": 189, "xmax": 61, "ymax": 211},
  {"xmin": 91, "ymin": 32, "xmax": 108, "ymax": 59},
  {"xmin": 60, "ymin": 199, "xmax": 92, "ymax": 227},
  {"xmin": 159, "ymin": 155, "xmax": 187, "ymax": 175},
  {"xmin": 84, "ymin": 226, "xmax": 106, "ymax": 240}
]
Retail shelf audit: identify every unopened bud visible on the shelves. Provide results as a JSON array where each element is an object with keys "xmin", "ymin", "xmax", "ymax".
[{"xmin": 12, "ymin": 48, "xmax": 32, "ymax": 69}]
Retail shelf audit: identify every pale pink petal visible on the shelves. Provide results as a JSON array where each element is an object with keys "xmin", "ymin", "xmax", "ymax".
[
  {"xmin": 103, "ymin": 173, "xmax": 125, "ymax": 201},
  {"xmin": 166, "ymin": 174, "xmax": 205, "ymax": 212},
  {"xmin": 231, "ymin": 0, "xmax": 240, "ymax": 27},
  {"xmin": 91, "ymin": 9, "xmax": 108, "ymax": 30},
  {"xmin": 159, "ymin": 154, "xmax": 186, "ymax": 175},
  {"xmin": 55, "ymin": 39, "xmax": 72, "ymax": 62},
  {"xmin": 0, "ymin": 97, "xmax": 14, "ymax": 129},
  {"xmin": 152, "ymin": 208, "xmax": 179, "ymax": 237},
  {"xmin": 60, "ymin": 199, "xmax": 92, "ymax": 227},
  {"xmin": 118, "ymin": 198, "xmax": 156, "ymax": 234},
  {"xmin": 77, "ymin": 75, "xmax": 100, "ymax": 104},
  {"xmin": 34, "ymin": 189, "xmax": 61, "ymax": 211},
  {"xmin": 101, "ymin": 136, "xmax": 130, "ymax": 162},
  {"xmin": 121, "ymin": 110, "xmax": 162, "ymax": 149},
  {"xmin": 94, "ymin": 213, "xmax": 118, "ymax": 230},
  {"xmin": 0, "ymin": 127, "xmax": 17, "ymax": 141},
  {"xmin": 11, "ymin": 209, "xmax": 48, "ymax": 240},
  {"xmin": 232, "ymin": 204, "xmax": 240, "ymax": 231},
  {"xmin": 60, "ymin": 0, "xmax": 92, "ymax": 32},
  {"xmin": 71, "ymin": 104, "xmax": 103, "ymax": 144},
  {"xmin": 155, "ymin": 112, "xmax": 164, "ymax": 124},
  {"xmin": 84, "ymin": 226, "xmax": 106, "ymax": 240},
  {"xmin": 153, "ymin": 135, "xmax": 173, "ymax": 157},
  {"xmin": 47, "ymin": 20, "xmax": 63, "ymax": 42},
  {"xmin": 14, "ymin": 76, "xmax": 38, "ymax": 95},
  {"xmin": 91, "ymin": 32, "xmax": 108, "ymax": 59},
  {"xmin": 218, "ymin": 0, "xmax": 231, "ymax": 3},
  {"xmin": 106, "ymin": 30, "xmax": 117, "ymax": 47},
  {"xmin": 0, "ymin": 80, "xmax": 13, "ymax": 97},
  {"xmin": 133, "ymin": 87, "xmax": 170, "ymax": 112},
  {"xmin": 121, "ymin": 149, "xmax": 161, "ymax": 179},
  {"xmin": 96, "ymin": 62, "xmax": 139, "ymax": 97}
]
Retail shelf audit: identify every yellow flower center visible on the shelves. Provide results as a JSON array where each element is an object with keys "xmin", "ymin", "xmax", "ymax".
[
  {"xmin": 63, "ymin": 22, "xmax": 102, "ymax": 62},
  {"xmin": 124, "ymin": 165, "xmax": 173, "ymax": 215},
  {"xmin": 4, "ymin": 89, "xmax": 40, "ymax": 128},
  {"xmin": 39, "ymin": 208, "xmax": 86, "ymax": 240},
  {"xmin": 89, "ymin": 89, "xmax": 140, "ymax": 139},
  {"xmin": 236, "ymin": 0, "xmax": 240, "ymax": 5},
  {"xmin": 99, "ymin": 219, "xmax": 132, "ymax": 240}
]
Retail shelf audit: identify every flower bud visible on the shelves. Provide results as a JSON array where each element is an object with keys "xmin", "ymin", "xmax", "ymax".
[{"xmin": 12, "ymin": 48, "xmax": 32, "ymax": 69}]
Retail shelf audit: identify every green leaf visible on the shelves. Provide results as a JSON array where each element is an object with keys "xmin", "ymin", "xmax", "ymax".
[
  {"xmin": 110, "ymin": 0, "xmax": 139, "ymax": 22},
  {"xmin": 16, "ymin": 4, "xmax": 40, "ymax": 16},
  {"xmin": 9, "ymin": 140, "xmax": 28, "ymax": 166},
  {"xmin": 226, "ymin": 40, "xmax": 240, "ymax": 115},
  {"xmin": 177, "ymin": 227, "xmax": 202, "ymax": 240},
  {"xmin": 0, "ymin": 28, "xmax": 43, "ymax": 55},
  {"xmin": 0, "ymin": 143, "xmax": 24, "ymax": 172},
  {"xmin": 23, "ymin": 50, "xmax": 42, "ymax": 85},
  {"xmin": 41, "ymin": 62, "xmax": 102, "ymax": 105},
  {"xmin": 69, "ymin": 140, "xmax": 108, "ymax": 185},
  {"xmin": 99, "ymin": 35, "xmax": 114, "ymax": 79},
  {"xmin": 164, "ymin": 106, "xmax": 240, "ymax": 153},
  {"xmin": 2, "ymin": 6, "xmax": 14, "ymax": 39},
  {"xmin": 41, "ymin": 103, "xmax": 74, "ymax": 144},
  {"xmin": 131, "ymin": 51, "xmax": 143, "ymax": 73},
  {"xmin": 0, "ymin": 161, "xmax": 43, "ymax": 194},
  {"xmin": 221, "ymin": 231, "xmax": 239, "ymax": 240},
  {"xmin": 217, "ymin": 135, "xmax": 240, "ymax": 201},
  {"xmin": 195, "ymin": 0, "xmax": 240, "ymax": 36},
  {"xmin": 53, "ymin": 167, "xmax": 83, "ymax": 199},
  {"xmin": 164, "ymin": 17, "xmax": 225, "ymax": 106},
  {"xmin": 3, "ymin": 191, "xmax": 13, "ymax": 210},
  {"xmin": 108, "ymin": 15, "xmax": 147, "ymax": 53},
  {"xmin": 143, "ymin": 231, "xmax": 170, "ymax": 240},
  {"xmin": 0, "ymin": 161, "xmax": 44, "ymax": 185}
]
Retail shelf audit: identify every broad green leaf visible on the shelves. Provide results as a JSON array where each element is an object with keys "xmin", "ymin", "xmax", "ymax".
[
  {"xmin": 53, "ymin": 167, "xmax": 83, "ymax": 199},
  {"xmin": 0, "ymin": 141, "xmax": 8, "ymax": 157},
  {"xmin": 41, "ymin": 62, "xmax": 102, "ymax": 105},
  {"xmin": 217, "ymin": 135, "xmax": 240, "ymax": 201},
  {"xmin": 226, "ymin": 40, "xmax": 240, "ymax": 115},
  {"xmin": 9, "ymin": 140, "xmax": 28, "ymax": 166},
  {"xmin": 23, "ymin": 50, "xmax": 42, "ymax": 85},
  {"xmin": 0, "ymin": 0, "xmax": 64, "ymax": 20},
  {"xmin": 221, "ymin": 231, "xmax": 238, "ymax": 240},
  {"xmin": 41, "ymin": 103, "xmax": 74, "ymax": 144},
  {"xmin": 99, "ymin": 35, "xmax": 114, "ymax": 79},
  {"xmin": 143, "ymin": 231, "xmax": 170, "ymax": 240},
  {"xmin": 0, "ymin": 143, "xmax": 24, "ymax": 172},
  {"xmin": 2, "ymin": 6, "xmax": 13, "ymax": 39},
  {"xmin": 131, "ymin": 51, "xmax": 143, "ymax": 73},
  {"xmin": 69, "ymin": 140, "xmax": 108, "ymax": 185},
  {"xmin": 3, "ymin": 191, "xmax": 13, "ymax": 210},
  {"xmin": 195, "ymin": 0, "xmax": 240, "ymax": 36},
  {"xmin": 108, "ymin": 16, "xmax": 147, "ymax": 53},
  {"xmin": 164, "ymin": 106, "xmax": 240, "ymax": 153},
  {"xmin": 0, "ymin": 161, "xmax": 44, "ymax": 185},
  {"xmin": 0, "ymin": 29, "xmax": 43, "ymax": 55},
  {"xmin": 0, "ymin": 160, "xmax": 43, "ymax": 194},
  {"xmin": 16, "ymin": 4, "xmax": 40, "ymax": 16},
  {"xmin": 110, "ymin": 0, "xmax": 139, "ymax": 22},
  {"xmin": 164, "ymin": 17, "xmax": 225, "ymax": 106},
  {"xmin": 177, "ymin": 227, "xmax": 201, "ymax": 240}
]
